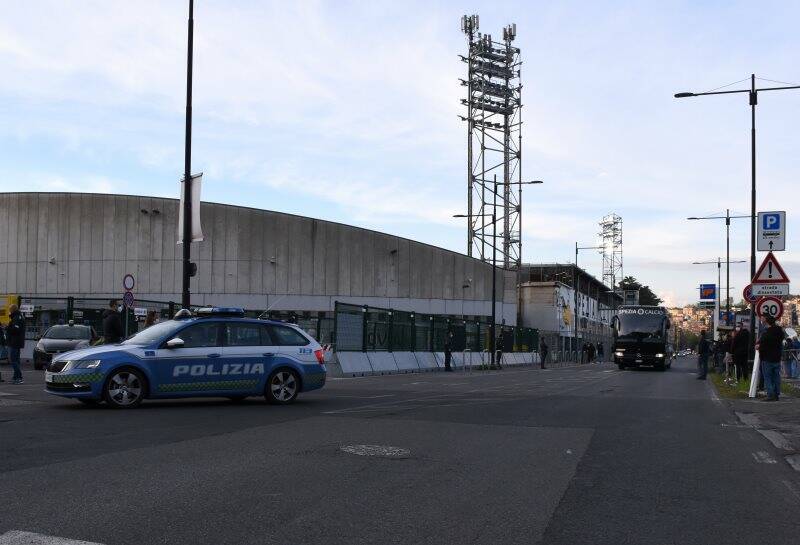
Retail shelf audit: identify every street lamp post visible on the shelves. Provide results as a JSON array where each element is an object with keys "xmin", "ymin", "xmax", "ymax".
[
  {"xmin": 675, "ymin": 74, "xmax": 800, "ymax": 353},
  {"xmin": 455, "ymin": 179, "xmax": 542, "ymax": 368},
  {"xmin": 181, "ymin": 0, "xmax": 195, "ymax": 310},
  {"xmin": 693, "ymin": 258, "xmax": 747, "ymax": 339},
  {"xmin": 575, "ymin": 243, "xmax": 603, "ymax": 362},
  {"xmin": 687, "ymin": 210, "xmax": 751, "ymax": 324}
]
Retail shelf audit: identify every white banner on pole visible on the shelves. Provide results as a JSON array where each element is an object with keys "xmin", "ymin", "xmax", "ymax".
[
  {"xmin": 748, "ymin": 350, "xmax": 760, "ymax": 398},
  {"xmin": 177, "ymin": 173, "xmax": 204, "ymax": 243}
]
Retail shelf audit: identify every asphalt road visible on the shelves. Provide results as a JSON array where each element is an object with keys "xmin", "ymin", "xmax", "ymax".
[{"xmin": 1, "ymin": 357, "xmax": 799, "ymax": 544}]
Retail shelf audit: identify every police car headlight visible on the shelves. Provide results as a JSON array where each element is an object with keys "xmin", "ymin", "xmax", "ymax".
[
  {"xmin": 75, "ymin": 360, "xmax": 102, "ymax": 369},
  {"xmin": 655, "ymin": 353, "xmax": 664, "ymax": 358},
  {"xmin": 614, "ymin": 351, "xmax": 624, "ymax": 358}
]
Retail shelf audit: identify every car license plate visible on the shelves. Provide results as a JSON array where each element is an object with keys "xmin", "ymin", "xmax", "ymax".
[
  {"xmin": 635, "ymin": 359, "xmax": 643, "ymax": 363},
  {"xmin": 45, "ymin": 372, "xmax": 54, "ymax": 382}
]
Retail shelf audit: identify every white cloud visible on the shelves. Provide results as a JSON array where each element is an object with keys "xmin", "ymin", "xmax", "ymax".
[{"xmin": 2, "ymin": 1, "xmax": 800, "ymax": 307}]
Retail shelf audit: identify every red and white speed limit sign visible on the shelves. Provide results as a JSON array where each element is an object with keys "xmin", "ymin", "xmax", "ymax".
[{"xmin": 756, "ymin": 296, "xmax": 783, "ymax": 320}]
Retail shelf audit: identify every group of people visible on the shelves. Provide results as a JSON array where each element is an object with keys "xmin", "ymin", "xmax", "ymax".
[
  {"xmin": 581, "ymin": 341, "xmax": 604, "ymax": 364},
  {"xmin": 697, "ymin": 314, "xmax": 792, "ymax": 401},
  {"xmin": 0, "ymin": 304, "xmax": 28, "ymax": 384},
  {"xmin": 0, "ymin": 299, "xmax": 160, "ymax": 385}
]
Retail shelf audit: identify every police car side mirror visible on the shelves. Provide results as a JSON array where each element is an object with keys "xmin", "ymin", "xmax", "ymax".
[{"xmin": 166, "ymin": 337, "xmax": 185, "ymax": 349}]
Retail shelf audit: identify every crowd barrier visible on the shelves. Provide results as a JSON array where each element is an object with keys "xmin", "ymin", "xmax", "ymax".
[{"xmin": 333, "ymin": 349, "xmax": 544, "ymax": 377}]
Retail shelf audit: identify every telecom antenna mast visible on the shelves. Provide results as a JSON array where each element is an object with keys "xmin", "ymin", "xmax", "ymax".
[
  {"xmin": 460, "ymin": 15, "xmax": 523, "ymax": 269},
  {"xmin": 598, "ymin": 213, "xmax": 623, "ymax": 296}
]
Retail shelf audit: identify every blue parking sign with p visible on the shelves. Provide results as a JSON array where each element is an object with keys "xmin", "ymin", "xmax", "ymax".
[{"xmin": 763, "ymin": 213, "xmax": 780, "ymax": 231}]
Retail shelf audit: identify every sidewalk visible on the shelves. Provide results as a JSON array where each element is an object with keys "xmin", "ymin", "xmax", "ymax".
[{"xmin": 722, "ymin": 378, "xmax": 800, "ymax": 472}]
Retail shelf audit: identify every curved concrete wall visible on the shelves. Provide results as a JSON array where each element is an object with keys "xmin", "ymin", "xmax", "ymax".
[{"xmin": 0, "ymin": 193, "xmax": 517, "ymax": 323}]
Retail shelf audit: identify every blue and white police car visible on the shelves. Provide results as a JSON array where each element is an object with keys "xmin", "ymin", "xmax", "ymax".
[{"xmin": 44, "ymin": 308, "xmax": 326, "ymax": 408}]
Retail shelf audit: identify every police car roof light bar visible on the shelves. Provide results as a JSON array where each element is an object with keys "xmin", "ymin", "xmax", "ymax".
[{"xmin": 194, "ymin": 307, "xmax": 246, "ymax": 318}]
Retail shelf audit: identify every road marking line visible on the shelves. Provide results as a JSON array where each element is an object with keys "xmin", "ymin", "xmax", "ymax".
[
  {"xmin": 752, "ymin": 451, "xmax": 778, "ymax": 464},
  {"xmin": 0, "ymin": 392, "xmax": 20, "ymax": 396},
  {"xmin": 0, "ymin": 531, "xmax": 105, "ymax": 545}
]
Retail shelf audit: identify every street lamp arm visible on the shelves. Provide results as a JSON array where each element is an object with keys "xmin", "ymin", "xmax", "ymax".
[
  {"xmin": 687, "ymin": 215, "xmax": 752, "ymax": 220},
  {"xmin": 674, "ymin": 88, "xmax": 750, "ymax": 98}
]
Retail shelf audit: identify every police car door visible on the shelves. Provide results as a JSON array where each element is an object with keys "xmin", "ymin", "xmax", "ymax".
[
  {"xmin": 267, "ymin": 324, "xmax": 316, "ymax": 364},
  {"xmin": 220, "ymin": 322, "xmax": 270, "ymax": 392},
  {"xmin": 154, "ymin": 321, "xmax": 223, "ymax": 394}
]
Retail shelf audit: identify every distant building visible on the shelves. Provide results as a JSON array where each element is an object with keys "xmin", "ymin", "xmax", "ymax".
[{"xmin": 517, "ymin": 264, "xmax": 621, "ymax": 354}]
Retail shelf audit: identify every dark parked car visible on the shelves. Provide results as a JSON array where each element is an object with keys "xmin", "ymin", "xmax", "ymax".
[{"xmin": 33, "ymin": 323, "xmax": 98, "ymax": 370}]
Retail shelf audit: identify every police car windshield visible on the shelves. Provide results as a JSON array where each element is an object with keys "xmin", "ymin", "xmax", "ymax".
[
  {"xmin": 44, "ymin": 325, "xmax": 91, "ymax": 340},
  {"xmin": 121, "ymin": 321, "xmax": 183, "ymax": 346}
]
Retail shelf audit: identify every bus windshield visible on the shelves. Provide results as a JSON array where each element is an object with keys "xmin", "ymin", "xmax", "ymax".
[{"xmin": 616, "ymin": 313, "xmax": 666, "ymax": 338}]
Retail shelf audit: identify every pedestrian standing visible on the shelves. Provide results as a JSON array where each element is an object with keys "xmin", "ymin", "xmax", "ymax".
[
  {"xmin": 758, "ymin": 314, "xmax": 785, "ymax": 402},
  {"xmin": 495, "ymin": 330, "xmax": 503, "ymax": 368},
  {"xmin": 588, "ymin": 342, "xmax": 596, "ymax": 363},
  {"xmin": 144, "ymin": 310, "xmax": 157, "ymax": 329},
  {"xmin": 597, "ymin": 341, "xmax": 604, "ymax": 362},
  {"xmin": 6, "ymin": 304, "xmax": 25, "ymax": 384},
  {"xmin": 731, "ymin": 324, "xmax": 750, "ymax": 381},
  {"xmin": 0, "ymin": 325, "xmax": 6, "ymax": 383},
  {"xmin": 102, "ymin": 299, "xmax": 124, "ymax": 344},
  {"xmin": 443, "ymin": 332, "xmax": 453, "ymax": 372},
  {"xmin": 697, "ymin": 329, "xmax": 709, "ymax": 380},
  {"xmin": 540, "ymin": 337, "xmax": 548, "ymax": 369}
]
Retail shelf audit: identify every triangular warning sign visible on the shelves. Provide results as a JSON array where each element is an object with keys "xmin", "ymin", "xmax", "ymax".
[{"xmin": 752, "ymin": 251, "xmax": 790, "ymax": 284}]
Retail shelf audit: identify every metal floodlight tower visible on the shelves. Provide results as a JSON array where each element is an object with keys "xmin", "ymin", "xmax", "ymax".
[
  {"xmin": 460, "ymin": 15, "xmax": 523, "ymax": 269},
  {"xmin": 598, "ymin": 213, "xmax": 623, "ymax": 305}
]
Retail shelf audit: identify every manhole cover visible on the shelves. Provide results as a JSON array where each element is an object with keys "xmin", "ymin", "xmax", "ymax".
[{"xmin": 340, "ymin": 444, "xmax": 410, "ymax": 458}]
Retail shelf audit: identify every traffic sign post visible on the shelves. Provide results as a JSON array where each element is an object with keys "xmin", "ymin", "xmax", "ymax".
[
  {"xmin": 122, "ymin": 274, "xmax": 135, "ymax": 338},
  {"xmin": 757, "ymin": 211, "xmax": 785, "ymax": 251},
  {"xmin": 743, "ymin": 284, "xmax": 757, "ymax": 304},
  {"xmin": 751, "ymin": 252, "xmax": 790, "ymax": 284},
  {"xmin": 756, "ymin": 296, "xmax": 783, "ymax": 320},
  {"xmin": 750, "ymin": 284, "xmax": 790, "ymax": 297}
]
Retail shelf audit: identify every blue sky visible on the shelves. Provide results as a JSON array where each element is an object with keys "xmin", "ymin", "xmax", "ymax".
[{"xmin": 2, "ymin": 0, "xmax": 800, "ymax": 305}]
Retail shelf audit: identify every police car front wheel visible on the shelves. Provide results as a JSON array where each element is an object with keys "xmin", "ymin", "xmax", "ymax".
[
  {"xmin": 103, "ymin": 368, "xmax": 146, "ymax": 409},
  {"xmin": 266, "ymin": 369, "xmax": 299, "ymax": 405}
]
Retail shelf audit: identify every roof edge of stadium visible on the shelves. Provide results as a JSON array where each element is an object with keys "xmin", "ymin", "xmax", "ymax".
[{"xmin": 0, "ymin": 191, "xmax": 514, "ymax": 270}]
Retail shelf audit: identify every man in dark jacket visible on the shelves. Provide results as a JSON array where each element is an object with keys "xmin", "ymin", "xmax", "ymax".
[
  {"xmin": 540, "ymin": 338, "xmax": 548, "ymax": 369},
  {"xmin": 6, "ymin": 304, "xmax": 26, "ymax": 384},
  {"xmin": 758, "ymin": 315, "xmax": 785, "ymax": 402},
  {"xmin": 102, "ymin": 300, "xmax": 124, "ymax": 344},
  {"xmin": 443, "ymin": 332, "xmax": 453, "ymax": 372},
  {"xmin": 697, "ymin": 330, "xmax": 710, "ymax": 380},
  {"xmin": 731, "ymin": 325, "xmax": 750, "ymax": 381}
]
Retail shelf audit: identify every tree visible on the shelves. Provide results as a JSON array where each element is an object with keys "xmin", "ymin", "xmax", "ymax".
[{"xmin": 618, "ymin": 276, "xmax": 663, "ymax": 306}]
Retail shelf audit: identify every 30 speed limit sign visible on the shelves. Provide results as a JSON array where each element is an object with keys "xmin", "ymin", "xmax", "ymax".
[{"xmin": 756, "ymin": 296, "xmax": 783, "ymax": 320}]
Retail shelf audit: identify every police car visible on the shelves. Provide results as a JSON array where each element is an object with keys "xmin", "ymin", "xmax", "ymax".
[{"xmin": 44, "ymin": 308, "xmax": 326, "ymax": 408}]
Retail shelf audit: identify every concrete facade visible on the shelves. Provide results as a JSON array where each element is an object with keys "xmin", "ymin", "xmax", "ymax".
[{"xmin": 0, "ymin": 193, "xmax": 517, "ymax": 323}]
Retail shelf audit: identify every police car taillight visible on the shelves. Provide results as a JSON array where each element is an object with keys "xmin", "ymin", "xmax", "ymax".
[{"xmin": 314, "ymin": 349, "xmax": 325, "ymax": 365}]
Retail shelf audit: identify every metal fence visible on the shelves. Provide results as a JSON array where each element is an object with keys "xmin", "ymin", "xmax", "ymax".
[{"xmin": 333, "ymin": 301, "xmax": 539, "ymax": 352}]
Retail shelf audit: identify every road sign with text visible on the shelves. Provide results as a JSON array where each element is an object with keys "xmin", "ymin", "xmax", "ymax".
[
  {"xmin": 751, "ymin": 284, "xmax": 790, "ymax": 297},
  {"xmin": 757, "ymin": 211, "xmax": 785, "ymax": 251}
]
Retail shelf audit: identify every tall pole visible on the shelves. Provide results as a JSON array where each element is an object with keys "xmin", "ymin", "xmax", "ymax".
[
  {"xmin": 714, "ymin": 257, "xmax": 721, "ymax": 341},
  {"xmin": 749, "ymin": 73, "xmax": 757, "ymax": 354},
  {"xmin": 574, "ymin": 242, "xmax": 578, "ymax": 358},
  {"xmin": 181, "ymin": 0, "xmax": 194, "ymax": 309},
  {"xmin": 490, "ymin": 174, "xmax": 498, "ymax": 366},
  {"xmin": 726, "ymin": 209, "xmax": 731, "ymax": 322}
]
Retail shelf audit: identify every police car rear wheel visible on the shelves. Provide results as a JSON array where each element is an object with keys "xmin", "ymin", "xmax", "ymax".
[
  {"xmin": 103, "ymin": 369, "xmax": 145, "ymax": 409},
  {"xmin": 266, "ymin": 369, "xmax": 299, "ymax": 405}
]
